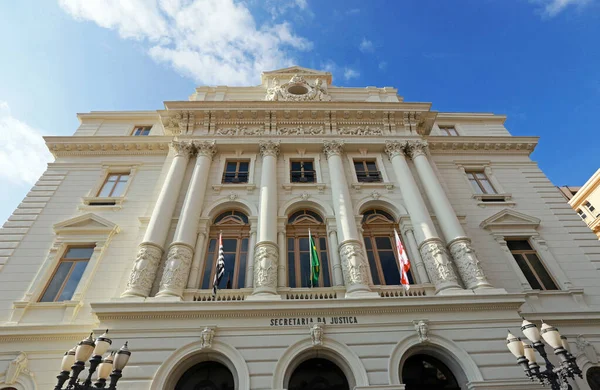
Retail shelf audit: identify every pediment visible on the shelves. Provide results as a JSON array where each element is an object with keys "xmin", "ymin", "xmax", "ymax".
[
  {"xmin": 480, "ymin": 209, "xmax": 540, "ymax": 230},
  {"xmin": 54, "ymin": 213, "xmax": 120, "ymax": 235},
  {"xmin": 261, "ymin": 66, "xmax": 332, "ymax": 84}
]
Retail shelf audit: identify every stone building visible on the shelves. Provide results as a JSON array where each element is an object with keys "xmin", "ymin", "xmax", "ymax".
[
  {"xmin": 559, "ymin": 169, "xmax": 600, "ymax": 239},
  {"xmin": 0, "ymin": 66, "xmax": 599, "ymax": 390}
]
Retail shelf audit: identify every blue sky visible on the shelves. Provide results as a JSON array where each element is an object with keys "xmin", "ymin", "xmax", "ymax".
[{"xmin": 0, "ymin": 0, "xmax": 599, "ymax": 224}]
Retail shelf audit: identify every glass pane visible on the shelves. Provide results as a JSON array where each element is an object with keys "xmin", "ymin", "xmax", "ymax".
[
  {"xmin": 112, "ymin": 180, "xmax": 128, "ymax": 196},
  {"xmin": 506, "ymin": 240, "xmax": 532, "ymax": 251},
  {"xmin": 526, "ymin": 254, "xmax": 558, "ymax": 290},
  {"xmin": 226, "ymin": 162, "xmax": 237, "ymax": 172},
  {"xmin": 480, "ymin": 179, "xmax": 496, "ymax": 194},
  {"xmin": 363, "ymin": 237, "xmax": 372, "ymax": 250},
  {"xmin": 119, "ymin": 174, "xmax": 129, "ymax": 182},
  {"xmin": 238, "ymin": 254, "xmax": 246, "ymax": 289},
  {"xmin": 466, "ymin": 172, "xmax": 476, "ymax": 180},
  {"xmin": 220, "ymin": 252, "xmax": 236, "ymax": 289},
  {"xmin": 299, "ymin": 237, "xmax": 309, "ymax": 252},
  {"xmin": 354, "ymin": 161, "xmax": 365, "ymax": 171},
  {"xmin": 291, "ymin": 161, "xmax": 302, "ymax": 171},
  {"xmin": 222, "ymin": 239, "xmax": 237, "ymax": 252},
  {"xmin": 207, "ymin": 238, "xmax": 217, "ymax": 253},
  {"xmin": 407, "ymin": 269, "xmax": 415, "ymax": 284},
  {"xmin": 303, "ymin": 161, "xmax": 313, "ymax": 170},
  {"xmin": 241, "ymin": 238, "xmax": 248, "ymax": 252},
  {"xmin": 40, "ymin": 262, "xmax": 73, "ymax": 302},
  {"xmin": 469, "ymin": 179, "xmax": 483, "ymax": 194},
  {"xmin": 288, "ymin": 237, "xmax": 295, "ymax": 251},
  {"xmin": 106, "ymin": 175, "xmax": 118, "ymax": 182},
  {"xmin": 366, "ymin": 251, "xmax": 380, "ymax": 285},
  {"xmin": 513, "ymin": 254, "xmax": 543, "ymax": 290},
  {"xmin": 64, "ymin": 247, "xmax": 94, "ymax": 259},
  {"xmin": 233, "ymin": 211, "xmax": 248, "ymax": 224},
  {"xmin": 288, "ymin": 252, "xmax": 296, "ymax": 287},
  {"xmin": 366, "ymin": 161, "xmax": 377, "ymax": 172},
  {"xmin": 98, "ymin": 182, "xmax": 114, "ymax": 197},
  {"xmin": 307, "ymin": 210, "xmax": 322, "ymax": 221},
  {"xmin": 300, "ymin": 252, "xmax": 310, "ymax": 287},
  {"xmin": 238, "ymin": 161, "xmax": 249, "ymax": 172},
  {"xmin": 380, "ymin": 251, "xmax": 401, "ymax": 285},
  {"xmin": 475, "ymin": 173, "xmax": 487, "ymax": 180},
  {"xmin": 375, "ymin": 236, "xmax": 393, "ymax": 250},
  {"xmin": 321, "ymin": 252, "xmax": 330, "ymax": 287},
  {"xmin": 201, "ymin": 240, "xmax": 216, "ymax": 289},
  {"xmin": 319, "ymin": 237, "xmax": 326, "ymax": 249},
  {"xmin": 57, "ymin": 261, "xmax": 88, "ymax": 301}
]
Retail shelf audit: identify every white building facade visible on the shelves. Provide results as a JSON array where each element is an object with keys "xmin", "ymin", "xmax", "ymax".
[{"xmin": 1, "ymin": 66, "xmax": 599, "ymax": 390}]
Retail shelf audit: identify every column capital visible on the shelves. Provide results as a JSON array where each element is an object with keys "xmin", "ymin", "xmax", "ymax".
[
  {"xmin": 384, "ymin": 140, "xmax": 408, "ymax": 159},
  {"xmin": 194, "ymin": 140, "xmax": 217, "ymax": 159},
  {"xmin": 406, "ymin": 140, "xmax": 429, "ymax": 159},
  {"xmin": 259, "ymin": 140, "xmax": 280, "ymax": 157},
  {"xmin": 171, "ymin": 140, "xmax": 195, "ymax": 157},
  {"xmin": 323, "ymin": 140, "xmax": 344, "ymax": 159}
]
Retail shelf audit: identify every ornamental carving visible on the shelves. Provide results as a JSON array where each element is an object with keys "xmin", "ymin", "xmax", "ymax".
[
  {"xmin": 277, "ymin": 125, "xmax": 324, "ymax": 135},
  {"xmin": 406, "ymin": 140, "xmax": 429, "ymax": 159},
  {"xmin": 124, "ymin": 243, "xmax": 163, "ymax": 297},
  {"xmin": 259, "ymin": 140, "xmax": 280, "ymax": 158},
  {"xmin": 310, "ymin": 323, "xmax": 324, "ymax": 346},
  {"xmin": 323, "ymin": 140, "xmax": 344, "ymax": 158},
  {"xmin": 158, "ymin": 244, "xmax": 194, "ymax": 296},
  {"xmin": 449, "ymin": 239, "xmax": 491, "ymax": 289},
  {"xmin": 413, "ymin": 320, "xmax": 429, "ymax": 343},
  {"xmin": 4, "ymin": 352, "xmax": 30, "ymax": 385},
  {"xmin": 419, "ymin": 240, "xmax": 459, "ymax": 287},
  {"xmin": 253, "ymin": 243, "xmax": 278, "ymax": 289},
  {"xmin": 384, "ymin": 140, "xmax": 408, "ymax": 159},
  {"xmin": 216, "ymin": 125, "xmax": 264, "ymax": 136},
  {"xmin": 576, "ymin": 335, "xmax": 598, "ymax": 363},
  {"xmin": 265, "ymin": 75, "xmax": 331, "ymax": 102},
  {"xmin": 171, "ymin": 140, "xmax": 195, "ymax": 157},
  {"xmin": 194, "ymin": 140, "xmax": 217, "ymax": 158},
  {"xmin": 338, "ymin": 126, "xmax": 383, "ymax": 136},
  {"xmin": 339, "ymin": 241, "xmax": 370, "ymax": 286},
  {"xmin": 200, "ymin": 327, "xmax": 215, "ymax": 350}
]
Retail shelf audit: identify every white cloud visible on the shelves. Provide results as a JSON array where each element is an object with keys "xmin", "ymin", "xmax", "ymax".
[
  {"xmin": 343, "ymin": 68, "xmax": 360, "ymax": 80},
  {"xmin": 359, "ymin": 37, "xmax": 374, "ymax": 53},
  {"xmin": 0, "ymin": 102, "xmax": 53, "ymax": 186},
  {"xmin": 59, "ymin": 0, "xmax": 313, "ymax": 86},
  {"xmin": 378, "ymin": 61, "xmax": 388, "ymax": 70},
  {"xmin": 532, "ymin": 0, "xmax": 592, "ymax": 17}
]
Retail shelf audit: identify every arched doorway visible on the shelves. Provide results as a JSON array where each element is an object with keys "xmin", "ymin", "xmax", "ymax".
[
  {"xmin": 174, "ymin": 361, "xmax": 234, "ymax": 390},
  {"xmin": 588, "ymin": 367, "xmax": 600, "ymax": 390},
  {"xmin": 288, "ymin": 358, "xmax": 350, "ymax": 390},
  {"xmin": 402, "ymin": 354, "xmax": 461, "ymax": 390}
]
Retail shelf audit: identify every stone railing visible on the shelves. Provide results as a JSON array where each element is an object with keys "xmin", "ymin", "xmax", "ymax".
[{"xmin": 373, "ymin": 284, "xmax": 435, "ymax": 298}]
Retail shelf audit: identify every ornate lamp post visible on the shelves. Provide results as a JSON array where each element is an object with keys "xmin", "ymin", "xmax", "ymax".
[
  {"xmin": 506, "ymin": 319, "xmax": 582, "ymax": 390},
  {"xmin": 54, "ymin": 330, "xmax": 131, "ymax": 389}
]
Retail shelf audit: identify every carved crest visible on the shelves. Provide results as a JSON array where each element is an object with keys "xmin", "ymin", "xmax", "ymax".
[{"xmin": 265, "ymin": 74, "xmax": 331, "ymax": 102}]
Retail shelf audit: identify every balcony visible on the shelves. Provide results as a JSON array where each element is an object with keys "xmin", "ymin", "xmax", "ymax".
[
  {"xmin": 222, "ymin": 171, "xmax": 249, "ymax": 184},
  {"xmin": 355, "ymin": 170, "xmax": 383, "ymax": 183},
  {"xmin": 290, "ymin": 170, "xmax": 316, "ymax": 183}
]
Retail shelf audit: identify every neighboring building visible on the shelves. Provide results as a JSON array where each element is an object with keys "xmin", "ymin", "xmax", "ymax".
[
  {"xmin": 565, "ymin": 169, "xmax": 600, "ymax": 239},
  {"xmin": 557, "ymin": 185, "xmax": 580, "ymax": 201},
  {"xmin": 1, "ymin": 66, "xmax": 600, "ymax": 390}
]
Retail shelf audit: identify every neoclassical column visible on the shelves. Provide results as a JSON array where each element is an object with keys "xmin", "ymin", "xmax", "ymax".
[
  {"xmin": 407, "ymin": 141, "xmax": 492, "ymax": 290},
  {"xmin": 277, "ymin": 227, "xmax": 286, "ymax": 288},
  {"xmin": 122, "ymin": 140, "xmax": 194, "ymax": 298},
  {"xmin": 384, "ymin": 141, "xmax": 462, "ymax": 293},
  {"xmin": 401, "ymin": 225, "xmax": 430, "ymax": 284},
  {"xmin": 187, "ymin": 226, "xmax": 208, "ymax": 289},
  {"xmin": 326, "ymin": 220, "xmax": 344, "ymax": 287},
  {"xmin": 245, "ymin": 218, "xmax": 258, "ymax": 288},
  {"xmin": 323, "ymin": 141, "xmax": 375, "ymax": 297},
  {"xmin": 250, "ymin": 141, "xmax": 280, "ymax": 298},
  {"xmin": 157, "ymin": 141, "xmax": 217, "ymax": 298}
]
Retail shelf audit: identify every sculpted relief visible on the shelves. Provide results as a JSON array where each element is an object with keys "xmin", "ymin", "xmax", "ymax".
[
  {"xmin": 253, "ymin": 243, "xmax": 278, "ymax": 289},
  {"xmin": 125, "ymin": 243, "xmax": 163, "ymax": 297},
  {"xmin": 266, "ymin": 74, "xmax": 331, "ymax": 102}
]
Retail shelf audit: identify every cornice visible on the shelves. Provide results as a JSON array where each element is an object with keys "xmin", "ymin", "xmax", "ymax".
[
  {"xmin": 45, "ymin": 136, "xmax": 172, "ymax": 157},
  {"xmin": 568, "ymin": 168, "xmax": 600, "ymax": 207},
  {"xmin": 76, "ymin": 111, "xmax": 159, "ymax": 122},
  {"xmin": 435, "ymin": 112, "xmax": 507, "ymax": 124},
  {"xmin": 161, "ymin": 100, "xmax": 434, "ymax": 111},
  {"xmin": 0, "ymin": 324, "xmax": 95, "ymax": 343},
  {"xmin": 426, "ymin": 136, "xmax": 538, "ymax": 155},
  {"xmin": 91, "ymin": 294, "xmax": 526, "ymax": 321}
]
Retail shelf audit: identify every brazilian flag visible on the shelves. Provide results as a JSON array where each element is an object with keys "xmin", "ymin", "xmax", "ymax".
[{"xmin": 309, "ymin": 229, "xmax": 320, "ymax": 287}]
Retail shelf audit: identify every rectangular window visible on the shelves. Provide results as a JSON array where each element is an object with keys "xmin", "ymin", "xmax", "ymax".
[
  {"xmin": 439, "ymin": 126, "xmax": 458, "ymax": 136},
  {"xmin": 97, "ymin": 173, "xmax": 130, "ymax": 197},
  {"xmin": 222, "ymin": 160, "xmax": 249, "ymax": 184},
  {"xmin": 354, "ymin": 159, "xmax": 382, "ymax": 183},
  {"xmin": 290, "ymin": 160, "xmax": 315, "ymax": 183},
  {"xmin": 39, "ymin": 246, "xmax": 94, "ymax": 302},
  {"xmin": 506, "ymin": 239, "xmax": 558, "ymax": 291},
  {"xmin": 577, "ymin": 209, "xmax": 587, "ymax": 220},
  {"xmin": 585, "ymin": 201, "xmax": 595, "ymax": 213},
  {"xmin": 132, "ymin": 126, "xmax": 152, "ymax": 136},
  {"xmin": 466, "ymin": 171, "xmax": 497, "ymax": 194}
]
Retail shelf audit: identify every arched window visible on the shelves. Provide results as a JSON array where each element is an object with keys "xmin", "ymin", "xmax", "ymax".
[
  {"xmin": 362, "ymin": 209, "xmax": 414, "ymax": 286},
  {"xmin": 402, "ymin": 354, "xmax": 460, "ymax": 390},
  {"xmin": 175, "ymin": 361, "xmax": 234, "ymax": 390},
  {"xmin": 588, "ymin": 367, "xmax": 600, "ymax": 390},
  {"xmin": 288, "ymin": 358, "xmax": 349, "ymax": 390},
  {"xmin": 200, "ymin": 210, "xmax": 250, "ymax": 290},
  {"xmin": 286, "ymin": 209, "xmax": 331, "ymax": 288}
]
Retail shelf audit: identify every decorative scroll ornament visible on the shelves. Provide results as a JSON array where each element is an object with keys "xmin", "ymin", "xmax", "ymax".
[
  {"xmin": 277, "ymin": 125, "xmax": 325, "ymax": 135},
  {"xmin": 265, "ymin": 74, "xmax": 331, "ymax": 102},
  {"xmin": 384, "ymin": 140, "xmax": 408, "ymax": 159},
  {"xmin": 4, "ymin": 352, "xmax": 30, "ymax": 385},
  {"xmin": 406, "ymin": 140, "xmax": 429, "ymax": 159},
  {"xmin": 200, "ymin": 327, "xmax": 215, "ymax": 350},
  {"xmin": 157, "ymin": 244, "xmax": 194, "ymax": 297},
  {"xmin": 194, "ymin": 140, "xmax": 217, "ymax": 158},
  {"xmin": 338, "ymin": 126, "xmax": 383, "ymax": 136},
  {"xmin": 339, "ymin": 240, "xmax": 370, "ymax": 286},
  {"xmin": 323, "ymin": 140, "xmax": 344, "ymax": 159},
  {"xmin": 576, "ymin": 335, "xmax": 598, "ymax": 364},
  {"xmin": 259, "ymin": 140, "xmax": 280, "ymax": 158},
  {"xmin": 310, "ymin": 323, "xmax": 324, "ymax": 346},
  {"xmin": 124, "ymin": 243, "xmax": 163, "ymax": 297},
  {"xmin": 171, "ymin": 140, "xmax": 195, "ymax": 157},
  {"xmin": 449, "ymin": 239, "xmax": 492, "ymax": 289},
  {"xmin": 216, "ymin": 125, "xmax": 264, "ymax": 136},
  {"xmin": 413, "ymin": 320, "xmax": 429, "ymax": 343},
  {"xmin": 419, "ymin": 239, "xmax": 460, "ymax": 288},
  {"xmin": 253, "ymin": 242, "xmax": 279, "ymax": 289}
]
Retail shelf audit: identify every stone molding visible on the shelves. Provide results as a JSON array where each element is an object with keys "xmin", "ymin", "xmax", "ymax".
[{"xmin": 122, "ymin": 242, "xmax": 164, "ymax": 298}]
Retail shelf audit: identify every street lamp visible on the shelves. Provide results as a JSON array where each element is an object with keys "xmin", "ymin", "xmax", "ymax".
[
  {"xmin": 506, "ymin": 319, "xmax": 582, "ymax": 390},
  {"xmin": 54, "ymin": 330, "xmax": 131, "ymax": 389}
]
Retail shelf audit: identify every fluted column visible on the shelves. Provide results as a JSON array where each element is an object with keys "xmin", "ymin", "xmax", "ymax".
[
  {"xmin": 401, "ymin": 225, "xmax": 430, "ymax": 284},
  {"xmin": 157, "ymin": 141, "xmax": 217, "ymax": 298},
  {"xmin": 122, "ymin": 140, "xmax": 194, "ymax": 298},
  {"xmin": 250, "ymin": 141, "xmax": 280, "ymax": 297},
  {"xmin": 408, "ymin": 141, "xmax": 492, "ymax": 290},
  {"xmin": 187, "ymin": 228, "xmax": 208, "ymax": 289},
  {"xmin": 323, "ymin": 141, "xmax": 375, "ymax": 297},
  {"xmin": 326, "ymin": 221, "xmax": 344, "ymax": 287},
  {"xmin": 384, "ymin": 141, "xmax": 461, "ymax": 293}
]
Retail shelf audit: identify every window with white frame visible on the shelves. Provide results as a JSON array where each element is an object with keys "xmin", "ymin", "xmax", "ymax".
[
  {"xmin": 584, "ymin": 201, "xmax": 596, "ymax": 214},
  {"xmin": 132, "ymin": 125, "xmax": 152, "ymax": 136},
  {"xmin": 39, "ymin": 246, "xmax": 95, "ymax": 302},
  {"xmin": 290, "ymin": 159, "xmax": 316, "ymax": 183},
  {"xmin": 506, "ymin": 238, "xmax": 558, "ymax": 291},
  {"xmin": 466, "ymin": 170, "xmax": 497, "ymax": 194},
  {"xmin": 222, "ymin": 160, "xmax": 250, "ymax": 184},
  {"xmin": 97, "ymin": 172, "xmax": 130, "ymax": 197},
  {"xmin": 439, "ymin": 126, "xmax": 458, "ymax": 136},
  {"xmin": 577, "ymin": 209, "xmax": 587, "ymax": 220},
  {"xmin": 354, "ymin": 159, "xmax": 382, "ymax": 183}
]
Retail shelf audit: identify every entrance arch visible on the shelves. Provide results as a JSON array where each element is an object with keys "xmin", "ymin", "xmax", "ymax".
[
  {"xmin": 402, "ymin": 354, "xmax": 460, "ymax": 390},
  {"xmin": 175, "ymin": 361, "xmax": 234, "ymax": 390},
  {"xmin": 288, "ymin": 358, "xmax": 350, "ymax": 390}
]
